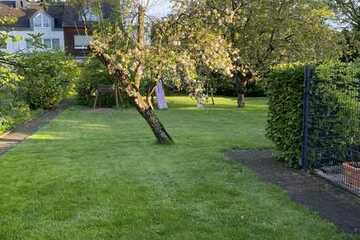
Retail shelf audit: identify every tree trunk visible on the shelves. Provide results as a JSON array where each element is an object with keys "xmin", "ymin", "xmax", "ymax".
[
  {"xmin": 234, "ymin": 73, "xmax": 245, "ymax": 108},
  {"xmin": 237, "ymin": 80, "xmax": 246, "ymax": 108},
  {"xmin": 88, "ymin": 44, "xmax": 174, "ymax": 144},
  {"xmin": 133, "ymin": 92, "xmax": 173, "ymax": 144},
  {"xmin": 234, "ymin": 71, "xmax": 252, "ymax": 108},
  {"xmin": 134, "ymin": 5, "xmax": 145, "ymax": 89},
  {"xmin": 238, "ymin": 94, "xmax": 245, "ymax": 108}
]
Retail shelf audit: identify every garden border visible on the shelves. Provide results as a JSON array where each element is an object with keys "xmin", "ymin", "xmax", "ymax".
[{"xmin": 0, "ymin": 101, "xmax": 71, "ymax": 156}]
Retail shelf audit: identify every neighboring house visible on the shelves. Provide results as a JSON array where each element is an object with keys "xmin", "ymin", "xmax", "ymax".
[{"xmin": 0, "ymin": 0, "xmax": 110, "ymax": 57}]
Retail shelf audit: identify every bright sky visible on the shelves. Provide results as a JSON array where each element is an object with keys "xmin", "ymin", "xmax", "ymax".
[{"xmin": 147, "ymin": 0, "xmax": 172, "ymax": 18}]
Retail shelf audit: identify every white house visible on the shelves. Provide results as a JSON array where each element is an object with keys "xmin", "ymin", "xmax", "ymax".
[
  {"xmin": 0, "ymin": 0, "xmax": 113, "ymax": 56},
  {"xmin": 0, "ymin": 0, "xmax": 65, "ymax": 53}
]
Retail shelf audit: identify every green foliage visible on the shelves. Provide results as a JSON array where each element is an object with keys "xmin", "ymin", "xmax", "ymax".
[
  {"xmin": 266, "ymin": 61, "xmax": 360, "ymax": 167},
  {"xmin": 19, "ymin": 51, "xmax": 79, "ymax": 109},
  {"xmin": 266, "ymin": 63, "xmax": 305, "ymax": 167},
  {"xmin": 0, "ymin": 66, "xmax": 30, "ymax": 133},
  {"xmin": 309, "ymin": 61, "xmax": 360, "ymax": 166},
  {"xmin": 0, "ymin": 99, "xmax": 30, "ymax": 133},
  {"xmin": 76, "ymin": 58, "xmax": 115, "ymax": 106}
]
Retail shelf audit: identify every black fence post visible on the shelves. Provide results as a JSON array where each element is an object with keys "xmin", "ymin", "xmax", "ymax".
[{"xmin": 300, "ymin": 65, "xmax": 313, "ymax": 170}]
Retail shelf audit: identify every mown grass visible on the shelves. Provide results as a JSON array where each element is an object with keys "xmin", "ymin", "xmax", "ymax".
[{"xmin": 0, "ymin": 97, "xmax": 357, "ymax": 240}]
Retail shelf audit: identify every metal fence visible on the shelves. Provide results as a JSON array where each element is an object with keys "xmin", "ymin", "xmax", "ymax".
[{"xmin": 301, "ymin": 65, "xmax": 360, "ymax": 196}]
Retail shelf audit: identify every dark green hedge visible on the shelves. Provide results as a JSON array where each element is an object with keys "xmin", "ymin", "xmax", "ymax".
[
  {"xmin": 266, "ymin": 61, "xmax": 360, "ymax": 168},
  {"xmin": 308, "ymin": 62, "xmax": 360, "ymax": 167},
  {"xmin": 266, "ymin": 64, "xmax": 305, "ymax": 167}
]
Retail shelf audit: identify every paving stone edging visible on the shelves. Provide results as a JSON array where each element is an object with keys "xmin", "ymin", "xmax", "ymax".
[{"xmin": 0, "ymin": 102, "xmax": 70, "ymax": 156}]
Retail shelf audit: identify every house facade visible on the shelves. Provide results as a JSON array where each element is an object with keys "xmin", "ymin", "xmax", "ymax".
[{"xmin": 0, "ymin": 0, "xmax": 107, "ymax": 57}]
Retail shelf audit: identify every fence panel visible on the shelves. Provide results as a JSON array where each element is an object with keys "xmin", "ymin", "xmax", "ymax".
[{"xmin": 302, "ymin": 65, "xmax": 360, "ymax": 196}]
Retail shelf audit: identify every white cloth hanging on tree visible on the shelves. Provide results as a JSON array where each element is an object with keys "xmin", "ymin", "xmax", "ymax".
[{"xmin": 155, "ymin": 80, "xmax": 168, "ymax": 109}]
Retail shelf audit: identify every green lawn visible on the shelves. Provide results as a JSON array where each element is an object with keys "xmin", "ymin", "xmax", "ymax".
[{"xmin": 0, "ymin": 97, "xmax": 356, "ymax": 239}]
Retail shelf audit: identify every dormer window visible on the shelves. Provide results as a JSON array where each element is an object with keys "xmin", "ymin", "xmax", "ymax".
[
  {"xmin": 81, "ymin": 7, "xmax": 99, "ymax": 22},
  {"xmin": 33, "ymin": 12, "xmax": 50, "ymax": 27}
]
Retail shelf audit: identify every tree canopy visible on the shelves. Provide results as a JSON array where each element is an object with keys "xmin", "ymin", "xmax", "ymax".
[{"xmin": 167, "ymin": 0, "xmax": 341, "ymax": 106}]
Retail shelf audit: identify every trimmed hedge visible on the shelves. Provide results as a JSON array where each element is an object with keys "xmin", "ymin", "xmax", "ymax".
[
  {"xmin": 309, "ymin": 62, "xmax": 360, "ymax": 167},
  {"xmin": 266, "ymin": 64, "xmax": 305, "ymax": 167},
  {"xmin": 266, "ymin": 61, "xmax": 360, "ymax": 167}
]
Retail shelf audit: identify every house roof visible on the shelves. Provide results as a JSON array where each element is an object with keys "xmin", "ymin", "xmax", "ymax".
[
  {"xmin": 0, "ymin": 1, "xmax": 16, "ymax": 8},
  {"xmin": 0, "ymin": 2, "xmax": 113, "ymax": 29}
]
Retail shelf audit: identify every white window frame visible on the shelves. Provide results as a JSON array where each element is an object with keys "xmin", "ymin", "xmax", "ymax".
[
  {"xmin": 38, "ymin": 38, "xmax": 61, "ymax": 49},
  {"xmin": 52, "ymin": 39, "xmax": 60, "ymax": 49},
  {"xmin": 43, "ymin": 39, "xmax": 51, "ymax": 49},
  {"xmin": 74, "ymin": 35, "xmax": 92, "ymax": 49},
  {"xmin": 33, "ymin": 13, "xmax": 50, "ymax": 28}
]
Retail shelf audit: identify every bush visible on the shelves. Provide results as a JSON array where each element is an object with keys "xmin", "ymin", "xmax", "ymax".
[
  {"xmin": 0, "ymin": 98, "xmax": 30, "ymax": 133},
  {"xmin": 76, "ymin": 58, "xmax": 116, "ymax": 106},
  {"xmin": 0, "ymin": 66, "xmax": 30, "ymax": 133},
  {"xmin": 20, "ymin": 51, "xmax": 79, "ymax": 109},
  {"xmin": 246, "ymin": 80, "xmax": 266, "ymax": 97},
  {"xmin": 266, "ymin": 62, "xmax": 360, "ymax": 167},
  {"xmin": 204, "ymin": 72, "xmax": 266, "ymax": 97}
]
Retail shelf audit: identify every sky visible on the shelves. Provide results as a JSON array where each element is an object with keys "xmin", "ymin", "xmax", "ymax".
[{"xmin": 147, "ymin": 0, "xmax": 172, "ymax": 18}]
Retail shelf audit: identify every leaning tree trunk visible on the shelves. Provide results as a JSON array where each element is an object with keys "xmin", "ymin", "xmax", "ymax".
[
  {"xmin": 133, "ymin": 92, "xmax": 173, "ymax": 144},
  {"xmin": 88, "ymin": 44, "xmax": 173, "ymax": 144}
]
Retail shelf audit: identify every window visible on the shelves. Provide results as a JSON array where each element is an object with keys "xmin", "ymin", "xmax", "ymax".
[
  {"xmin": 82, "ymin": 7, "xmax": 99, "ymax": 22},
  {"xmin": 33, "ymin": 13, "xmax": 50, "ymax": 28},
  {"xmin": 42, "ymin": 15, "xmax": 49, "ymax": 27},
  {"xmin": 43, "ymin": 39, "xmax": 51, "ymax": 48},
  {"xmin": 33, "ymin": 14, "xmax": 42, "ymax": 27},
  {"xmin": 74, "ymin": 35, "xmax": 92, "ymax": 49},
  {"xmin": 25, "ymin": 39, "xmax": 33, "ymax": 49},
  {"xmin": 52, "ymin": 39, "xmax": 60, "ymax": 49}
]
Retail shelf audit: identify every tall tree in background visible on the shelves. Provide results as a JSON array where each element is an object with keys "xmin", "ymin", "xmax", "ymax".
[
  {"xmin": 331, "ymin": 0, "xmax": 360, "ymax": 28},
  {"xmin": 329, "ymin": 0, "xmax": 360, "ymax": 61},
  {"xmin": 172, "ymin": 0, "xmax": 340, "ymax": 107}
]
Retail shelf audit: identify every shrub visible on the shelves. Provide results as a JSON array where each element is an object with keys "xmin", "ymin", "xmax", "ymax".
[
  {"xmin": 266, "ymin": 62, "xmax": 360, "ymax": 167},
  {"xmin": 0, "ymin": 66, "xmax": 30, "ymax": 133},
  {"xmin": 20, "ymin": 51, "xmax": 79, "ymax": 109},
  {"xmin": 246, "ymin": 80, "xmax": 266, "ymax": 97},
  {"xmin": 76, "ymin": 58, "xmax": 116, "ymax": 106}
]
